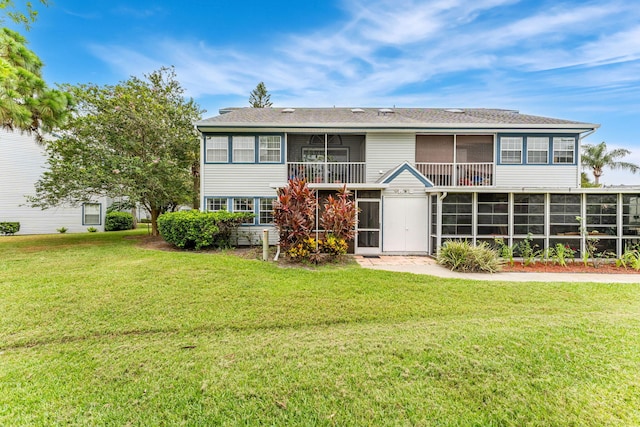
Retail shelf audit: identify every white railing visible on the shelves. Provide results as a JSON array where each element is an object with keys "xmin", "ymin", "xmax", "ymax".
[
  {"xmin": 415, "ymin": 162, "xmax": 494, "ymax": 187},
  {"xmin": 286, "ymin": 162, "xmax": 366, "ymax": 184}
]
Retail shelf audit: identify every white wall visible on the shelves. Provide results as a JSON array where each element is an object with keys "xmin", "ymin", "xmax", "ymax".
[
  {"xmin": 0, "ymin": 130, "xmax": 106, "ymax": 234},
  {"xmin": 495, "ymin": 165, "xmax": 579, "ymax": 188},
  {"xmin": 366, "ymin": 133, "xmax": 415, "ymax": 182},
  {"xmin": 201, "ymin": 163, "xmax": 284, "ymax": 197}
]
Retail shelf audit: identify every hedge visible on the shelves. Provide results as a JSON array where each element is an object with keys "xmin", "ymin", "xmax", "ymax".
[
  {"xmin": 105, "ymin": 211, "xmax": 135, "ymax": 231},
  {"xmin": 0, "ymin": 222, "xmax": 20, "ymax": 235},
  {"xmin": 157, "ymin": 210, "xmax": 254, "ymax": 250}
]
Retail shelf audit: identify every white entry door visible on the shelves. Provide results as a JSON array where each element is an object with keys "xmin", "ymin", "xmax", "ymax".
[{"xmin": 383, "ymin": 197, "xmax": 428, "ymax": 252}]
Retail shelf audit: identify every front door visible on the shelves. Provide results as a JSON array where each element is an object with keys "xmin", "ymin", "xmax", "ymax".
[
  {"xmin": 356, "ymin": 200, "xmax": 381, "ymax": 254},
  {"xmin": 383, "ymin": 197, "xmax": 428, "ymax": 252}
]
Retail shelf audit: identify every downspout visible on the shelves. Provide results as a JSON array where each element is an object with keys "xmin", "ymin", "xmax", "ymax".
[{"xmin": 577, "ymin": 129, "xmax": 597, "ymax": 188}]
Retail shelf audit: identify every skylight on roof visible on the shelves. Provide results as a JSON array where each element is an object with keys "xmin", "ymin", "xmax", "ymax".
[
  {"xmin": 351, "ymin": 108, "xmax": 365, "ymax": 113},
  {"xmin": 445, "ymin": 108, "xmax": 464, "ymax": 113},
  {"xmin": 282, "ymin": 108, "xmax": 295, "ymax": 113},
  {"xmin": 378, "ymin": 108, "xmax": 394, "ymax": 113}
]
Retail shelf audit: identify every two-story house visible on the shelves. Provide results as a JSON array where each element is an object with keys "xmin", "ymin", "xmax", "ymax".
[
  {"xmin": 0, "ymin": 129, "xmax": 107, "ymax": 234},
  {"xmin": 196, "ymin": 107, "xmax": 640, "ymax": 258}
]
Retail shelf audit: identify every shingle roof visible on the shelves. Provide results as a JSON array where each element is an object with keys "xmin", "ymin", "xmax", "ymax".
[{"xmin": 196, "ymin": 107, "xmax": 599, "ymax": 130}]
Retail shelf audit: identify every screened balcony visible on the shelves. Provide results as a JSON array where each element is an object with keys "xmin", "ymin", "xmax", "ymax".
[
  {"xmin": 286, "ymin": 134, "xmax": 366, "ymax": 184},
  {"xmin": 415, "ymin": 135, "xmax": 494, "ymax": 187}
]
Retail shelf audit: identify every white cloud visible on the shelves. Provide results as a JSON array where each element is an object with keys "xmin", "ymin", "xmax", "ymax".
[{"xmin": 86, "ymin": 0, "xmax": 640, "ymax": 120}]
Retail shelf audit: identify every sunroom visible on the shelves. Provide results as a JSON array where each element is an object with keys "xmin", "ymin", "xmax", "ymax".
[{"xmin": 429, "ymin": 190, "xmax": 640, "ymax": 258}]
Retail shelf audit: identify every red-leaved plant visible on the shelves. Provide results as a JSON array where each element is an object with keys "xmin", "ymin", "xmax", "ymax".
[
  {"xmin": 273, "ymin": 178, "xmax": 317, "ymax": 253},
  {"xmin": 320, "ymin": 186, "xmax": 357, "ymax": 241}
]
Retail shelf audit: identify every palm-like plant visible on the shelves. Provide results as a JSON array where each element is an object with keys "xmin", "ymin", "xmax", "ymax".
[{"xmin": 581, "ymin": 141, "xmax": 639, "ymax": 186}]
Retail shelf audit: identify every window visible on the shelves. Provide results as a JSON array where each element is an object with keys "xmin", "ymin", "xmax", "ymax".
[
  {"xmin": 259, "ymin": 136, "xmax": 281, "ymax": 163},
  {"xmin": 514, "ymin": 194, "xmax": 545, "ymax": 235},
  {"xmin": 477, "ymin": 193, "xmax": 508, "ymax": 235},
  {"xmin": 259, "ymin": 198, "xmax": 275, "ymax": 224},
  {"xmin": 586, "ymin": 194, "xmax": 617, "ymax": 235},
  {"xmin": 553, "ymin": 137, "xmax": 575, "ymax": 164},
  {"xmin": 526, "ymin": 137, "xmax": 549, "ymax": 164},
  {"xmin": 206, "ymin": 197, "xmax": 227, "ymax": 212},
  {"xmin": 550, "ymin": 194, "xmax": 581, "ymax": 234},
  {"xmin": 500, "ymin": 137, "xmax": 523, "ymax": 164},
  {"xmin": 623, "ymin": 194, "xmax": 640, "ymax": 236},
  {"xmin": 232, "ymin": 136, "xmax": 255, "ymax": 162},
  {"xmin": 441, "ymin": 193, "xmax": 472, "ymax": 235},
  {"xmin": 233, "ymin": 197, "xmax": 255, "ymax": 224},
  {"xmin": 206, "ymin": 136, "xmax": 228, "ymax": 162},
  {"xmin": 83, "ymin": 203, "xmax": 101, "ymax": 225}
]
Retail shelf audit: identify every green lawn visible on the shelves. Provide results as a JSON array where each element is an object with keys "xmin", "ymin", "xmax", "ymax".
[{"xmin": 1, "ymin": 230, "xmax": 639, "ymax": 426}]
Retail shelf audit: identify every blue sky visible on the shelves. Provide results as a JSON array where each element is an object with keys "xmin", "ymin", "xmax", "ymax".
[{"xmin": 10, "ymin": 0, "xmax": 640, "ymax": 184}]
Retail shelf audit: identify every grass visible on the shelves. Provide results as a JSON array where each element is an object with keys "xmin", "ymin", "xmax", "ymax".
[{"xmin": 1, "ymin": 230, "xmax": 640, "ymax": 425}]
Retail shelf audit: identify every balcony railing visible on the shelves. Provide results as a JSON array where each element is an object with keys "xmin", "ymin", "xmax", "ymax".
[
  {"xmin": 287, "ymin": 162, "xmax": 366, "ymax": 184},
  {"xmin": 415, "ymin": 162, "xmax": 494, "ymax": 187}
]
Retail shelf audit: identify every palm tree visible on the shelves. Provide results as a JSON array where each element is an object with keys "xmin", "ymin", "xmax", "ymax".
[{"xmin": 581, "ymin": 141, "xmax": 639, "ymax": 186}]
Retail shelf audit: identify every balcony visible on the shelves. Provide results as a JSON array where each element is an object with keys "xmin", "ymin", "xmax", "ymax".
[
  {"xmin": 415, "ymin": 162, "xmax": 494, "ymax": 187},
  {"xmin": 287, "ymin": 162, "xmax": 366, "ymax": 184}
]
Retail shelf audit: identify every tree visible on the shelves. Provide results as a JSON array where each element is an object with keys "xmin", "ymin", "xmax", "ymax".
[
  {"xmin": 580, "ymin": 172, "xmax": 599, "ymax": 188},
  {"xmin": 582, "ymin": 141, "xmax": 640, "ymax": 186},
  {"xmin": 29, "ymin": 67, "xmax": 204, "ymax": 235},
  {"xmin": 249, "ymin": 82, "xmax": 272, "ymax": 108},
  {"xmin": 0, "ymin": 28, "xmax": 73, "ymax": 141},
  {"xmin": 1, "ymin": 0, "xmax": 49, "ymax": 30}
]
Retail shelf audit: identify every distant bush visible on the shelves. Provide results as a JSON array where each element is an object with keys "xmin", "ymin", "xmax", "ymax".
[
  {"xmin": 157, "ymin": 210, "xmax": 253, "ymax": 250},
  {"xmin": 0, "ymin": 222, "xmax": 20, "ymax": 235},
  {"xmin": 57, "ymin": 227, "xmax": 67, "ymax": 234},
  {"xmin": 87, "ymin": 227, "xmax": 98, "ymax": 233},
  {"xmin": 105, "ymin": 211, "xmax": 134, "ymax": 231},
  {"xmin": 437, "ymin": 240, "xmax": 503, "ymax": 273}
]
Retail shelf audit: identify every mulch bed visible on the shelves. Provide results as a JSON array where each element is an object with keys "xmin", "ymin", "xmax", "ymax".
[{"xmin": 502, "ymin": 261, "xmax": 640, "ymax": 274}]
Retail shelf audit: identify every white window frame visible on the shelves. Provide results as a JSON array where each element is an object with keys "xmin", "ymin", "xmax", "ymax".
[
  {"xmin": 500, "ymin": 137, "xmax": 523, "ymax": 164},
  {"xmin": 83, "ymin": 203, "xmax": 101, "ymax": 225},
  {"xmin": 259, "ymin": 136, "xmax": 281, "ymax": 163},
  {"xmin": 206, "ymin": 197, "xmax": 227, "ymax": 212},
  {"xmin": 233, "ymin": 197, "xmax": 255, "ymax": 224},
  {"xmin": 232, "ymin": 136, "xmax": 255, "ymax": 163},
  {"xmin": 553, "ymin": 137, "xmax": 575, "ymax": 164},
  {"xmin": 526, "ymin": 137, "xmax": 549, "ymax": 164},
  {"xmin": 259, "ymin": 198, "xmax": 275, "ymax": 224},
  {"xmin": 205, "ymin": 136, "xmax": 228, "ymax": 163}
]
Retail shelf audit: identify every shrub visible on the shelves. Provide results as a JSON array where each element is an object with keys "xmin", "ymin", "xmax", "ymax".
[
  {"xmin": 157, "ymin": 210, "xmax": 253, "ymax": 250},
  {"xmin": 87, "ymin": 227, "xmax": 98, "ymax": 233},
  {"xmin": 320, "ymin": 188, "xmax": 357, "ymax": 241},
  {"xmin": 105, "ymin": 211, "xmax": 135, "ymax": 231},
  {"xmin": 274, "ymin": 179, "xmax": 356, "ymax": 263},
  {"xmin": 273, "ymin": 178, "xmax": 317, "ymax": 254},
  {"xmin": 437, "ymin": 240, "xmax": 503, "ymax": 273},
  {"xmin": 57, "ymin": 227, "xmax": 67, "ymax": 234},
  {"xmin": 0, "ymin": 222, "xmax": 20, "ymax": 235}
]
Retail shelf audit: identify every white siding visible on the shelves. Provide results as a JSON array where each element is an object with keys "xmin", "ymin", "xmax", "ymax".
[
  {"xmin": 0, "ymin": 130, "xmax": 106, "ymax": 234},
  {"xmin": 202, "ymin": 164, "xmax": 285, "ymax": 197},
  {"xmin": 366, "ymin": 133, "xmax": 415, "ymax": 182},
  {"xmin": 495, "ymin": 165, "xmax": 579, "ymax": 188}
]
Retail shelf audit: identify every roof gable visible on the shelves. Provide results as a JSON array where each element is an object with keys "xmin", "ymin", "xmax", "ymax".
[{"xmin": 380, "ymin": 162, "xmax": 433, "ymax": 187}]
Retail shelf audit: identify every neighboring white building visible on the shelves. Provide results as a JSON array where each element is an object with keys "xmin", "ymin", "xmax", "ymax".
[
  {"xmin": 0, "ymin": 129, "xmax": 106, "ymax": 234},
  {"xmin": 196, "ymin": 107, "xmax": 640, "ymax": 257}
]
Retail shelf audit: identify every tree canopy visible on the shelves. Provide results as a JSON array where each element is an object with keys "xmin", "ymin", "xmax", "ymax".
[
  {"xmin": 30, "ymin": 67, "xmax": 203, "ymax": 235},
  {"xmin": 1, "ymin": 28, "xmax": 73, "ymax": 141},
  {"xmin": 1, "ymin": 0, "xmax": 48, "ymax": 30},
  {"xmin": 249, "ymin": 82, "xmax": 272, "ymax": 108},
  {"xmin": 581, "ymin": 141, "xmax": 639, "ymax": 186}
]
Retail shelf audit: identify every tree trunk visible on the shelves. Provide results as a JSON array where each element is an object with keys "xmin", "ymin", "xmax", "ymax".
[
  {"xmin": 150, "ymin": 207, "xmax": 161, "ymax": 236},
  {"xmin": 594, "ymin": 168, "xmax": 602, "ymax": 186}
]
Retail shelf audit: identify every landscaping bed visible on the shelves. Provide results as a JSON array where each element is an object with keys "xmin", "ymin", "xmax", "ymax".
[{"xmin": 502, "ymin": 260, "xmax": 639, "ymax": 274}]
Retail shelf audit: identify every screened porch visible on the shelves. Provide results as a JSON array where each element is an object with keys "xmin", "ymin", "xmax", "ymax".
[{"xmin": 415, "ymin": 135, "xmax": 494, "ymax": 187}]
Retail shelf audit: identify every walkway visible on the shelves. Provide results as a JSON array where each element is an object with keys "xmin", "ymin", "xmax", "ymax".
[{"xmin": 354, "ymin": 255, "xmax": 640, "ymax": 284}]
